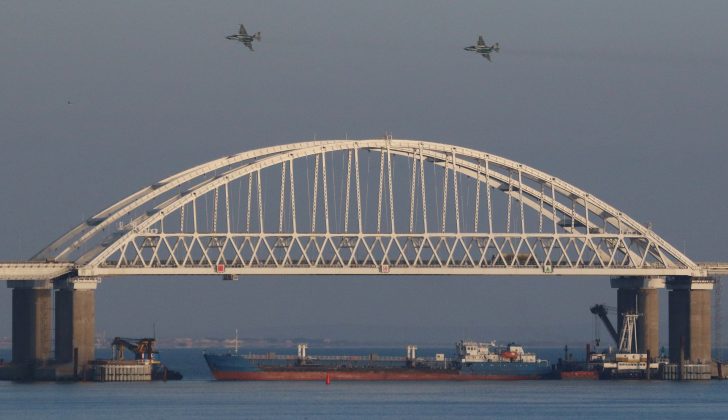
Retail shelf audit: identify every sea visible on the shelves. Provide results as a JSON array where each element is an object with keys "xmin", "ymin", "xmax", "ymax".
[{"xmin": 2, "ymin": 347, "xmax": 728, "ymax": 419}]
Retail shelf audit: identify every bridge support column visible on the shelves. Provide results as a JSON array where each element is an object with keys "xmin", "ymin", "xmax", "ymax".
[
  {"xmin": 667, "ymin": 277, "xmax": 713, "ymax": 363},
  {"xmin": 54, "ymin": 277, "xmax": 99, "ymax": 378},
  {"xmin": 611, "ymin": 276, "xmax": 664, "ymax": 357},
  {"xmin": 8, "ymin": 280, "xmax": 52, "ymax": 366}
]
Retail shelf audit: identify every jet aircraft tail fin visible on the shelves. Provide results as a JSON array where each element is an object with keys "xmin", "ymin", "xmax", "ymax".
[
  {"xmin": 494, "ymin": 42, "xmax": 500, "ymax": 52},
  {"xmin": 254, "ymin": 32, "xmax": 261, "ymax": 41}
]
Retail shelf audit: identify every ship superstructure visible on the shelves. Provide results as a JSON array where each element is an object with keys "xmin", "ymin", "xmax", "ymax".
[{"xmin": 456, "ymin": 341, "xmax": 541, "ymax": 363}]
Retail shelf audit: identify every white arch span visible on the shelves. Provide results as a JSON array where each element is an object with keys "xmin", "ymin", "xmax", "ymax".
[{"xmin": 22, "ymin": 139, "xmax": 700, "ymax": 278}]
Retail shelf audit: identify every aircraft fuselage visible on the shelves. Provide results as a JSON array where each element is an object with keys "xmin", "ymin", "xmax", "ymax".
[
  {"xmin": 227, "ymin": 35, "xmax": 254, "ymax": 42},
  {"xmin": 464, "ymin": 46, "xmax": 497, "ymax": 54}
]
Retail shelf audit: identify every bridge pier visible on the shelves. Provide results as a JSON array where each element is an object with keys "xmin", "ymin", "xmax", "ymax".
[
  {"xmin": 611, "ymin": 276, "xmax": 664, "ymax": 357},
  {"xmin": 8, "ymin": 281, "xmax": 52, "ymax": 367},
  {"xmin": 667, "ymin": 276, "xmax": 713, "ymax": 363},
  {"xmin": 53, "ymin": 277, "xmax": 99, "ymax": 378}
]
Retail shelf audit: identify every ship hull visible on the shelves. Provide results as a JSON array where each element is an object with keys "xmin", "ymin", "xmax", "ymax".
[
  {"xmin": 210, "ymin": 371, "xmax": 548, "ymax": 381},
  {"xmin": 560, "ymin": 370, "xmax": 599, "ymax": 380},
  {"xmin": 213, "ymin": 370, "xmax": 430, "ymax": 381}
]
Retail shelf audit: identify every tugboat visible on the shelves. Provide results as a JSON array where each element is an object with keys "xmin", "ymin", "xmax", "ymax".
[{"xmin": 556, "ymin": 344, "xmax": 600, "ymax": 380}]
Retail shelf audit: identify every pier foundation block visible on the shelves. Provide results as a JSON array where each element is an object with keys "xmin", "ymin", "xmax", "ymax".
[
  {"xmin": 54, "ymin": 278, "xmax": 99, "ymax": 377},
  {"xmin": 611, "ymin": 276, "xmax": 664, "ymax": 357},
  {"xmin": 9, "ymin": 281, "xmax": 52, "ymax": 366},
  {"xmin": 667, "ymin": 277, "xmax": 713, "ymax": 363}
]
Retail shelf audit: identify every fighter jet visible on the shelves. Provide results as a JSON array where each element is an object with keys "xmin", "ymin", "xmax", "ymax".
[
  {"xmin": 464, "ymin": 35, "xmax": 500, "ymax": 61},
  {"xmin": 226, "ymin": 24, "xmax": 261, "ymax": 51}
]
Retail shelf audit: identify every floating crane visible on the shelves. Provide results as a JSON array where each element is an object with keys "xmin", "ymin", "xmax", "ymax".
[
  {"xmin": 589, "ymin": 304, "xmax": 619, "ymax": 347},
  {"xmin": 107, "ymin": 337, "xmax": 183, "ymax": 380},
  {"xmin": 111, "ymin": 337, "xmax": 159, "ymax": 362},
  {"xmin": 586, "ymin": 304, "xmax": 660, "ymax": 378}
]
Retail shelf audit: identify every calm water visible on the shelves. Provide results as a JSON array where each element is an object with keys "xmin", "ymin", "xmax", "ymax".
[{"xmin": 2, "ymin": 348, "xmax": 728, "ymax": 419}]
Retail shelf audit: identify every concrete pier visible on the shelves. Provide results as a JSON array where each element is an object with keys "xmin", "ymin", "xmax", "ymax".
[
  {"xmin": 9, "ymin": 281, "xmax": 52, "ymax": 365},
  {"xmin": 668, "ymin": 277, "xmax": 714, "ymax": 363},
  {"xmin": 611, "ymin": 276, "xmax": 664, "ymax": 357},
  {"xmin": 54, "ymin": 277, "xmax": 99, "ymax": 377}
]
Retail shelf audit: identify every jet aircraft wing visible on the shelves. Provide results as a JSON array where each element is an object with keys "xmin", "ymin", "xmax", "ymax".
[
  {"xmin": 239, "ymin": 24, "xmax": 248, "ymax": 36},
  {"xmin": 477, "ymin": 35, "xmax": 485, "ymax": 47},
  {"xmin": 244, "ymin": 40, "xmax": 254, "ymax": 51},
  {"xmin": 482, "ymin": 53, "xmax": 492, "ymax": 62}
]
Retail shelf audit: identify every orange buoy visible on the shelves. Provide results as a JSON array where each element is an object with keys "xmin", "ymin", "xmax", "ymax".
[{"xmin": 325, "ymin": 372, "xmax": 331, "ymax": 385}]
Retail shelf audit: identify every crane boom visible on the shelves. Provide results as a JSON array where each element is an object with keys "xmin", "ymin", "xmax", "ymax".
[
  {"xmin": 111, "ymin": 337, "xmax": 159, "ymax": 362},
  {"xmin": 590, "ymin": 304, "xmax": 619, "ymax": 345}
]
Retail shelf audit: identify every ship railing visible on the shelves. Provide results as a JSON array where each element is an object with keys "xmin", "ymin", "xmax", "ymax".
[
  {"xmin": 89, "ymin": 359, "xmax": 153, "ymax": 366},
  {"xmin": 241, "ymin": 354, "xmax": 453, "ymax": 363},
  {"xmin": 244, "ymin": 354, "xmax": 298, "ymax": 360},
  {"xmin": 311, "ymin": 355, "xmax": 406, "ymax": 362}
]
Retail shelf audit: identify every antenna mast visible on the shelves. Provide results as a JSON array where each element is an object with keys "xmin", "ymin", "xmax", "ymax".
[{"xmin": 618, "ymin": 313, "xmax": 640, "ymax": 353}]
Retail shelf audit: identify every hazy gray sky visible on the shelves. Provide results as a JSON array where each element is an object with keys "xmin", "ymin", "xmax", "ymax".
[{"xmin": 1, "ymin": 0, "xmax": 727, "ymax": 346}]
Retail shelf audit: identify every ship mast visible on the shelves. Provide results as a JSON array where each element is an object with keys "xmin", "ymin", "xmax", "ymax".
[{"xmin": 618, "ymin": 313, "xmax": 640, "ymax": 353}]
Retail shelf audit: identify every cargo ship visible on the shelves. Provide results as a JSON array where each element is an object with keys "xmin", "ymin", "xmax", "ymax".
[{"xmin": 204, "ymin": 340, "xmax": 555, "ymax": 381}]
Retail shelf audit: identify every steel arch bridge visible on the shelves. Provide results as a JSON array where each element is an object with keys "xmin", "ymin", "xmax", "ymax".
[{"xmin": 1, "ymin": 138, "xmax": 706, "ymax": 280}]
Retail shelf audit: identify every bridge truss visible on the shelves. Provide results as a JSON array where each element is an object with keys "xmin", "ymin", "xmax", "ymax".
[{"xmin": 24, "ymin": 139, "xmax": 699, "ymax": 278}]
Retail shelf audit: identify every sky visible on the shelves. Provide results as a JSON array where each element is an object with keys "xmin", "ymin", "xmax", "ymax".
[{"xmin": 1, "ymin": 0, "xmax": 727, "ymax": 347}]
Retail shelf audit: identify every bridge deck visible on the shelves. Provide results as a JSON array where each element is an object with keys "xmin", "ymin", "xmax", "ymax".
[
  {"xmin": 697, "ymin": 262, "xmax": 728, "ymax": 276},
  {"xmin": 0, "ymin": 260, "xmax": 708, "ymax": 280},
  {"xmin": 1, "ymin": 262, "xmax": 725, "ymax": 281},
  {"xmin": 0, "ymin": 262, "xmax": 75, "ymax": 281}
]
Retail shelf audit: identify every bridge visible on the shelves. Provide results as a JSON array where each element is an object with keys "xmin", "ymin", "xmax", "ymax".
[{"xmin": 0, "ymin": 138, "xmax": 722, "ymax": 378}]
